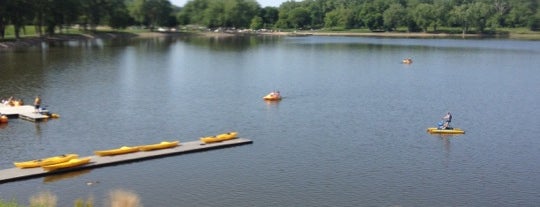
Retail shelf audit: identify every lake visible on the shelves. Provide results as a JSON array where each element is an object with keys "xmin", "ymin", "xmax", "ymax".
[{"xmin": 1, "ymin": 35, "xmax": 539, "ymax": 207}]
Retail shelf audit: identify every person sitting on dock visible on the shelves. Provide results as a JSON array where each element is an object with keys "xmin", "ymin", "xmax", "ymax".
[
  {"xmin": 34, "ymin": 96, "xmax": 41, "ymax": 113},
  {"xmin": 5, "ymin": 96, "xmax": 14, "ymax": 106}
]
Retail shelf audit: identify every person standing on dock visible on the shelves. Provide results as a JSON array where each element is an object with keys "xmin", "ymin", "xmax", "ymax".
[{"xmin": 34, "ymin": 96, "xmax": 41, "ymax": 113}]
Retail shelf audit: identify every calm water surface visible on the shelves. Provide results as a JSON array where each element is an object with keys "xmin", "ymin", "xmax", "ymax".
[{"xmin": 1, "ymin": 35, "xmax": 539, "ymax": 207}]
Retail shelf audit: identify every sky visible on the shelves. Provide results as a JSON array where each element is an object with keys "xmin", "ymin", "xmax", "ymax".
[{"xmin": 170, "ymin": 0, "xmax": 290, "ymax": 8}]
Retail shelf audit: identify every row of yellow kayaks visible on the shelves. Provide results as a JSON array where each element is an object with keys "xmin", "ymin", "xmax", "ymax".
[
  {"xmin": 13, "ymin": 141, "xmax": 181, "ymax": 170},
  {"xmin": 94, "ymin": 141, "xmax": 180, "ymax": 156},
  {"xmin": 200, "ymin": 131, "xmax": 238, "ymax": 144},
  {"xmin": 14, "ymin": 132, "xmax": 239, "ymax": 170}
]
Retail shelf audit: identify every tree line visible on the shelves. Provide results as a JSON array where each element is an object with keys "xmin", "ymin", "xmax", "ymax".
[{"xmin": 1, "ymin": 0, "xmax": 538, "ymax": 39}]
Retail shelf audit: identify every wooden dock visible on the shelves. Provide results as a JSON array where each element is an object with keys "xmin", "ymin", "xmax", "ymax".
[
  {"xmin": 0, "ymin": 138, "xmax": 253, "ymax": 184},
  {"xmin": 0, "ymin": 105, "xmax": 49, "ymax": 121}
]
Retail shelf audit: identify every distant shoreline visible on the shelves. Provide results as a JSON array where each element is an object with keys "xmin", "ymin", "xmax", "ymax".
[{"xmin": 1, "ymin": 30, "xmax": 538, "ymax": 49}]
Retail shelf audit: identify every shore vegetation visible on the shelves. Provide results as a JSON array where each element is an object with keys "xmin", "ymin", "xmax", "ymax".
[
  {"xmin": 0, "ymin": 189, "xmax": 141, "ymax": 207},
  {"xmin": 0, "ymin": 0, "xmax": 538, "ymax": 41}
]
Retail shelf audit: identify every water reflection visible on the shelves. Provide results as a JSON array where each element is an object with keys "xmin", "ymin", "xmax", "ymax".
[
  {"xmin": 182, "ymin": 35, "xmax": 281, "ymax": 51},
  {"xmin": 34, "ymin": 121, "xmax": 43, "ymax": 137},
  {"xmin": 43, "ymin": 169, "xmax": 92, "ymax": 183}
]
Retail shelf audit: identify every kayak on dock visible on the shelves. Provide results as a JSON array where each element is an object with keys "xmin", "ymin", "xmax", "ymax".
[
  {"xmin": 138, "ymin": 141, "xmax": 180, "ymax": 151},
  {"xmin": 14, "ymin": 154, "xmax": 79, "ymax": 168},
  {"xmin": 200, "ymin": 131, "xmax": 238, "ymax": 143},
  {"xmin": 94, "ymin": 146, "xmax": 140, "ymax": 156},
  {"xmin": 42, "ymin": 157, "xmax": 92, "ymax": 171}
]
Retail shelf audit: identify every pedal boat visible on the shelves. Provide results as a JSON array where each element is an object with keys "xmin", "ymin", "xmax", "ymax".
[
  {"xmin": 263, "ymin": 92, "xmax": 281, "ymax": 101},
  {"xmin": 200, "ymin": 132, "xmax": 238, "ymax": 143},
  {"xmin": 42, "ymin": 157, "xmax": 92, "ymax": 171},
  {"xmin": 427, "ymin": 127, "xmax": 465, "ymax": 134},
  {"xmin": 94, "ymin": 146, "xmax": 140, "ymax": 156},
  {"xmin": 139, "ymin": 141, "xmax": 180, "ymax": 151},
  {"xmin": 402, "ymin": 58, "xmax": 413, "ymax": 64},
  {"xmin": 14, "ymin": 154, "xmax": 79, "ymax": 169}
]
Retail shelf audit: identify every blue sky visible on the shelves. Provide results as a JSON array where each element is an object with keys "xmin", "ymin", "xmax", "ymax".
[{"xmin": 170, "ymin": 0, "xmax": 289, "ymax": 8}]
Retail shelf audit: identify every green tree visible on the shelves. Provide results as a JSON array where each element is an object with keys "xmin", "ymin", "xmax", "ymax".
[
  {"xmin": 40, "ymin": 0, "xmax": 77, "ymax": 35},
  {"xmin": 411, "ymin": 3, "xmax": 435, "ymax": 32},
  {"xmin": 507, "ymin": 0, "xmax": 538, "ymax": 28},
  {"xmin": 222, "ymin": 0, "xmax": 260, "ymax": 28},
  {"xmin": 383, "ymin": 3, "xmax": 407, "ymax": 31},
  {"xmin": 449, "ymin": 4, "xmax": 470, "ymax": 34},
  {"xmin": 80, "ymin": 0, "xmax": 105, "ymax": 31},
  {"xmin": 250, "ymin": 16, "xmax": 263, "ymax": 30},
  {"xmin": 324, "ymin": 7, "xmax": 354, "ymax": 29},
  {"xmin": 106, "ymin": 0, "xmax": 133, "ymax": 29},
  {"xmin": 488, "ymin": 0, "xmax": 510, "ymax": 28},
  {"xmin": 530, "ymin": 10, "xmax": 540, "ymax": 31},
  {"xmin": 0, "ymin": 0, "xmax": 7, "ymax": 38},
  {"xmin": 259, "ymin": 6, "xmax": 279, "ymax": 28},
  {"xmin": 324, "ymin": 9, "xmax": 341, "ymax": 29},
  {"xmin": 5, "ymin": 0, "xmax": 33, "ymax": 39},
  {"xmin": 177, "ymin": 0, "xmax": 210, "ymax": 25},
  {"xmin": 359, "ymin": 2, "xmax": 384, "ymax": 31},
  {"xmin": 130, "ymin": 0, "xmax": 173, "ymax": 30},
  {"xmin": 467, "ymin": 2, "xmax": 492, "ymax": 33},
  {"xmin": 275, "ymin": 1, "xmax": 303, "ymax": 29},
  {"xmin": 288, "ymin": 7, "xmax": 311, "ymax": 29}
]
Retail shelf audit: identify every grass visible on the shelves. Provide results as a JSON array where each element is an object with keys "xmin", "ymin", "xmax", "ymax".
[
  {"xmin": 108, "ymin": 190, "xmax": 141, "ymax": 207},
  {"xmin": 0, "ymin": 189, "xmax": 141, "ymax": 207},
  {"xmin": 0, "ymin": 199, "xmax": 25, "ymax": 207},
  {"xmin": 29, "ymin": 191, "xmax": 57, "ymax": 207}
]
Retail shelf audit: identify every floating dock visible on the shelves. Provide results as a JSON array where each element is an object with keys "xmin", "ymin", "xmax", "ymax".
[
  {"xmin": 0, "ymin": 138, "xmax": 253, "ymax": 184},
  {"xmin": 0, "ymin": 105, "xmax": 49, "ymax": 122}
]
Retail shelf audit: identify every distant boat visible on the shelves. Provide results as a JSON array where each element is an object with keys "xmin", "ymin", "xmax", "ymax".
[
  {"xmin": 263, "ymin": 91, "xmax": 282, "ymax": 101},
  {"xmin": 402, "ymin": 58, "xmax": 413, "ymax": 64}
]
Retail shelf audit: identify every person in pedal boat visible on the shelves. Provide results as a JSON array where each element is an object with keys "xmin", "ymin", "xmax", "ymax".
[{"xmin": 441, "ymin": 112, "xmax": 452, "ymax": 129}]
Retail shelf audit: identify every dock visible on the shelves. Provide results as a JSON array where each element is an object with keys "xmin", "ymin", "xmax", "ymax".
[
  {"xmin": 0, "ymin": 105, "xmax": 49, "ymax": 122},
  {"xmin": 0, "ymin": 138, "xmax": 253, "ymax": 184}
]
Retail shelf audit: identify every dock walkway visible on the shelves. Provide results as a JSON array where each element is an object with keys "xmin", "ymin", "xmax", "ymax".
[
  {"xmin": 0, "ymin": 138, "xmax": 252, "ymax": 184},
  {"xmin": 0, "ymin": 105, "xmax": 49, "ymax": 121}
]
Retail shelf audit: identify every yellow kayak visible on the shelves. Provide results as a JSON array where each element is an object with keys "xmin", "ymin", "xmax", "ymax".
[
  {"xmin": 200, "ymin": 132, "xmax": 238, "ymax": 143},
  {"xmin": 42, "ymin": 157, "xmax": 92, "ymax": 171},
  {"xmin": 94, "ymin": 146, "xmax": 140, "ymax": 156},
  {"xmin": 427, "ymin": 127, "xmax": 465, "ymax": 134},
  {"xmin": 139, "ymin": 141, "xmax": 180, "ymax": 151},
  {"xmin": 14, "ymin": 154, "xmax": 79, "ymax": 169}
]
